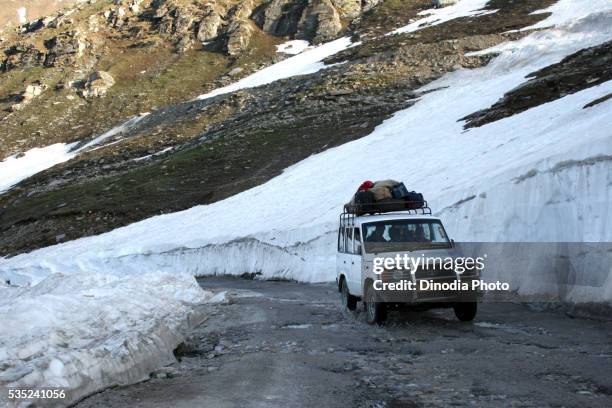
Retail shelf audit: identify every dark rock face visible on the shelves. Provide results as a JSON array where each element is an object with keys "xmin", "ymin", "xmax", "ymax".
[
  {"xmin": 43, "ymin": 31, "xmax": 87, "ymax": 67},
  {"xmin": 0, "ymin": 31, "xmax": 88, "ymax": 71},
  {"xmin": 254, "ymin": 0, "xmax": 356, "ymax": 44},
  {"xmin": 1, "ymin": 43, "xmax": 45, "ymax": 71},
  {"xmin": 253, "ymin": 0, "xmax": 309, "ymax": 37}
]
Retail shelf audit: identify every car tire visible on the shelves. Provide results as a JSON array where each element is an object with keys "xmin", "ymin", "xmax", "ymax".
[
  {"xmin": 454, "ymin": 302, "xmax": 477, "ymax": 322},
  {"xmin": 364, "ymin": 283, "xmax": 387, "ymax": 324},
  {"xmin": 341, "ymin": 278, "xmax": 357, "ymax": 311}
]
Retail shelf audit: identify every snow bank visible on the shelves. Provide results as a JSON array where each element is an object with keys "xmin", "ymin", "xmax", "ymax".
[
  {"xmin": 2, "ymin": 1, "xmax": 610, "ymax": 304},
  {"xmin": 0, "ymin": 271, "xmax": 213, "ymax": 407}
]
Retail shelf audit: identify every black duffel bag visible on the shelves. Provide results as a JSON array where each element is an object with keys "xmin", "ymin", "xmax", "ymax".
[{"xmin": 405, "ymin": 191, "xmax": 425, "ymax": 209}]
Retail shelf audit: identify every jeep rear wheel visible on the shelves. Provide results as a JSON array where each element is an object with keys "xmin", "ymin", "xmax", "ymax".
[
  {"xmin": 341, "ymin": 278, "xmax": 357, "ymax": 311},
  {"xmin": 364, "ymin": 283, "xmax": 387, "ymax": 324},
  {"xmin": 454, "ymin": 302, "xmax": 477, "ymax": 322}
]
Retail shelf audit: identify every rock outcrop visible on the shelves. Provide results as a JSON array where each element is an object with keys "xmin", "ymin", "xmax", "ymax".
[
  {"xmin": 1, "ymin": 43, "xmax": 45, "ymax": 71},
  {"xmin": 82, "ymin": 71, "xmax": 115, "ymax": 99},
  {"xmin": 196, "ymin": 4, "xmax": 226, "ymax": 42},
  {"xmin": 11, "ymin": 82, "xmax": 47, "ymax": 111},
  {"xmin": 43, "ymin": 30, "xmax": 88, "ymax": 67},
  {"xmin": 254, "ymin": 0, "xmax": 380, "ymax": 44},
  {"xmin": 433, "ymin": 0, "xmax": 459, "ymax": 7},
  {"xmin": 1, "ymin": 0, "xmax": 381, "ymax": 64},
  {"xmin": 297, "ymin": 0, "xmax": 342, "ymax": 44}
]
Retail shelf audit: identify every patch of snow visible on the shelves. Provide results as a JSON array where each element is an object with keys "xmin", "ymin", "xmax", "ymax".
[
  {"xmin": 283, "ymin": 324, "xmax": 313, "ymax": 329},
  {"xmin": 196, "ymin": 36, "xmax": 356, "ymax": 100},
  {"xmin": 132, "ymin": 147, "xmax": 174, "ymax": 162},
  {"xmin": 389, "ymin": 0, "xmax": 497, "ymax": 36},
  {"xmin": 0, "ymin": 271, "xmax": 212, "ymax": 407},
  {"xmin": 208, "ymin": 290, "xmax": 229, "ymax": 304},
  {"xmin": 17, "ymin": 8, "xmax": 27, "ymax": 25},
  {"xmin": 76, "ymin": 114, "xmax": 148, "ymax": 152},
  {"xmin": 0, "ymin": 114, "xmax": 149, "ymax": 195},
  {"xmin": 0, "ymin": 143, "xmax": 77, "ymax": 193},
  {"xmin": 276, "ymin": 40, "xmax": 312, "ymax": 55}
]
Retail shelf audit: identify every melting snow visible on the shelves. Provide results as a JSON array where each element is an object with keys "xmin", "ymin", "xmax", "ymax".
[
  {"xmin": 196, "ymin": 36, "xmax": 356, "ymax": 100},
  {"xmin": 0, "ymin": 143, "xmax": 77, "ymax": 193},
  {"xmin": 389, "ymin": 0, "xmax": 497, "ymax": 36},
  {"xmin": 0, "ymin": 114, "xmax": 149, "ymax": 194},
  {"xmin": 0, "ymin": 271, "xmax": 213, "ymax": 407}
]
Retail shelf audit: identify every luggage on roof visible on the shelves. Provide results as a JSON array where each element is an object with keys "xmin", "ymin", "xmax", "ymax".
[{"xmin": 344, "ymin": 180, "xmax": 426, "ymax": 215}]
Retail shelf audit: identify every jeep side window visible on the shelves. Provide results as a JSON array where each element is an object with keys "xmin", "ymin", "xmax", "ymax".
[
  {"xmin": 354, "ymin": 228, "xmax": 362, "ymax": 254},
  {"xmin": 346, "ymin": 227, "xmax": 354, "ymax": 254},
  {"xmin": 338, "ymin": 227, "xmax": 344, "ymax": 252}
]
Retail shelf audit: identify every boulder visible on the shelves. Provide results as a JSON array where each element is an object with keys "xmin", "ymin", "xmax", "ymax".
[
  {"xmin": 225, "ymin": 20, "xmax": 254, "ymax": 56},
  {"xmin": 82, "ymin": 71, "xmax": 115, "ymax": 98},
  {"xmin": 175, "ymin": 35, "xmax": 194, "ymax": 53},
  {"xmin": 231, "ymin": 0, "xmax": 256, "ymax": 21},
  {"xmin": 298, "ymin": 0, "xmax": 342, "ymax": 44},
  {"xmin": 11, "ymin": 82, "xmax": 46, "ymax": 111},
  {"xmin": 197, "ymin": 9, "xmax": 224, "ymax": 42},
  {"xmin": 362, "ymin": 0, "xmax": 382, "ymax": 12}
]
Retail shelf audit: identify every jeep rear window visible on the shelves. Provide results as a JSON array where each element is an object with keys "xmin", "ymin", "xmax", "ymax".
[{"xmin": 362, "ymin": 220, "xmax": 451, "ymax": 253}]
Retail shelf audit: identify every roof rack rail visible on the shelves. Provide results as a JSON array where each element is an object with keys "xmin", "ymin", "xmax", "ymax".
[
  {"xmin": 343, "ymin": 200, "xmax": 432, "ymax": 215},
  {"xmin": 339, "ymin": 201, "xmax": 433, "ymax": 227}
]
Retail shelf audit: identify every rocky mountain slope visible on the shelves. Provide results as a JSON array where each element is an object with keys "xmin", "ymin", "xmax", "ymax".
[{"xmin": 1, "ymin": 0, "xmax": 608, "ymax": 256}]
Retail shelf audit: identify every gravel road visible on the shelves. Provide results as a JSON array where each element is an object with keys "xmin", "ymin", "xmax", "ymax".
[{"xmin": 78, "ymin": 277, "xmax": 612, "ymax": 408}]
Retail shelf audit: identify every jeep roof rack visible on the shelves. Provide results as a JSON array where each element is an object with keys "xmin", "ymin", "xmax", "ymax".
[{"xmin": 340, "ymin": 201, "xmax": 432, "ymax": 228}]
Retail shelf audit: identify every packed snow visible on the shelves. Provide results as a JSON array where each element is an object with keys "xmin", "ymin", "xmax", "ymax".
[
  {"xmin": 77, "ymin": 114, "xmax": 148, "ymax": 151},
  {"xmin": 0, "ymin": 271, "xmax": 216, "ymax": 407},
  {"xmin": 389, "ymin": 0, "xmax": 497, "ymax": 36},
  {"xmin": 17, "ymin": 7, "xmax": 27, "ymax": 25}
]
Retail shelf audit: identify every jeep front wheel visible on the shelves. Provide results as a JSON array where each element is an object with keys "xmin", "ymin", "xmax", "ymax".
[{"xmin": 454, "ymin": 302, "xmax": 477, "ymax": 322}]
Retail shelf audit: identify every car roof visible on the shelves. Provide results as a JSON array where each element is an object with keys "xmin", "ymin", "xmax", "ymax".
[{"xmin": 353, "ymin": 213, "xmax": 441, "ymax": 225}]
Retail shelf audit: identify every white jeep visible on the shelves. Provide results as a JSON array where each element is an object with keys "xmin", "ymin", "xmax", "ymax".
[{"xmin": 336, "ymin": 207, "xmax": 481, "ymax": 324}]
